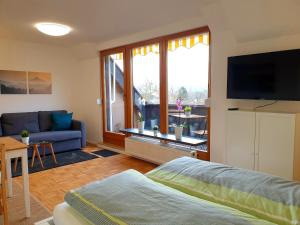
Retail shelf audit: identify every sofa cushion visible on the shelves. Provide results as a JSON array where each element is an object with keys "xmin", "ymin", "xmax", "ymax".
[
  {"xmin": 52, "ymin": 112, "xmax": 73, "ymax": 131},
  {"xmin": 1, "ymin": 112, "xmax": 39, "ymax": 136},
  {"xmin": 38, "ymin": 110, "xmax": 67, "ymax": 131},
  {"xmin": 12, "ymin": 130, "xmax": 81, "ymax": 143}
]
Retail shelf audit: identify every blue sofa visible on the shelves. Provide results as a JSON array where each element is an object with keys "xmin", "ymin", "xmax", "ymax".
[{"xmin": 0, "ymin": 110, "xmax": 86, "ymax": 157}]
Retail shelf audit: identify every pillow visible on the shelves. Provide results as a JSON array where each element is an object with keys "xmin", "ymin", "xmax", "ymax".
[
  {"xmin": 51, "ymin": 112, "xmax": 73, "ymax": 131},
  {"xmin": 38, "ymin": 110, "xmax": 67, "ymax": 131}
]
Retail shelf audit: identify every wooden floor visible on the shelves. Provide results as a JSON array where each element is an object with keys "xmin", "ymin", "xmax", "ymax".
[
  {"xmin": 13, "ymin": 146, "xmax": 156, "ymax": 216},
  {"xmin": 8, "ymin": 181, "xmax": 50, "ymax": 225}
]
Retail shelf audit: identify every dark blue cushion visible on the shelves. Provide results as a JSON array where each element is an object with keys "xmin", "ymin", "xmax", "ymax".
[
  {"xmin": 52, "ymin": 112, "xmax": 73, "ymax": 131},
  {"xmin": 1, "ymin": 112, "xmax": 39, "ymax": 135},
  {"xmin": 12, "ymin": 130, "xmax": 81, "ymax": 143},
  {"xmin": 38, "ymin": 110, "xmax": 67, "ymax": 131}
]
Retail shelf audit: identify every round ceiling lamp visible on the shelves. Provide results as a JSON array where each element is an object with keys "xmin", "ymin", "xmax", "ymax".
[{"xmin": 35, "ymin": 22, "xmax": 71, "ymax": 36}]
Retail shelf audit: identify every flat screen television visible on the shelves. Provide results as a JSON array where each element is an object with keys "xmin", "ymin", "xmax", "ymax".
[{"xmin": 227, "ymin": 49, "xmax": 300, "ymax": 101}]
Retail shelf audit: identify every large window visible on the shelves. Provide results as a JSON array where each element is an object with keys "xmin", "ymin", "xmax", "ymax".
[
  {"xmin": 100, "ymin": 26, "xmax": 210, "ymax": 158},
  {"xmin": 132, "ymin": 44, "xmax": 160, "ymax": 129},
  {"xmin": 168, "ymin": 34, "xmax": 209, "ymax": 139}
]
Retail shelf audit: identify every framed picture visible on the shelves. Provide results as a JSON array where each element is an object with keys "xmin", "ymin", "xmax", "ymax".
[
  {"xmin": 28, "ymin": 72, "xmax": 52, "ymax": 94},
  {"xmin": 0, "ymin": 70, "xmax": 27, "ymax": 94}
]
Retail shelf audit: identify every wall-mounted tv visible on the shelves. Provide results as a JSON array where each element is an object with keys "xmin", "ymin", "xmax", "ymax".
[{"xmin": 227, "ymin": 49, "xmax": 300, "ymax": 101}]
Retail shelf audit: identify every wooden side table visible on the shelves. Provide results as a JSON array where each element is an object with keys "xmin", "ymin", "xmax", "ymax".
[
  {"xmin": 14, "ymin": 141, "xmax": 57, "ymax": 171},
  {"xmin": 31, "ymin": 143, "xmax": 44, "ymax": 168},
  {"xmin": 41, "ymin": 142, "xmax": 57, "ymax": 164}
]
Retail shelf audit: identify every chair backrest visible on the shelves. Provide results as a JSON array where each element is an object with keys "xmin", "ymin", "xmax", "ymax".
[{"xmin": 0, "ymin": 144, "xmax": 8, "ymax": 225}]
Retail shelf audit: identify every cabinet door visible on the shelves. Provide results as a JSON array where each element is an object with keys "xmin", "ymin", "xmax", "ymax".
[
  {"xmin": 256, "ymin": 113, "xmax": 295, "ymax": 179},
  {"xmin": 226, "ymin": 111, "xmax": 255, "ymax": 170}
]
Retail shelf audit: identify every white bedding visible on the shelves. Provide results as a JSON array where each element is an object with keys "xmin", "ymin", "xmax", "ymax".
[{"xmin": 53, "ymin": 202, "xmax": 91, "ymax": 225}]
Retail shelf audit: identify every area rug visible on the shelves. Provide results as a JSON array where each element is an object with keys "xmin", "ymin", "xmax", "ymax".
[
  {"xmin": 12, "ymin": 150, "xmax": 98, "ymax": 177},
  {"xmin": 92, "ymin": 149, "xmax": 120, "ymax": 157}
]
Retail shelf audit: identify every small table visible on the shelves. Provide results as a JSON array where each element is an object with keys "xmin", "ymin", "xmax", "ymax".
[
  {"xmin": 0, "ymin": 137, "xmax": 30, "ymax": 217},
  {"xmin": 169, "ymin": 114, "xmax": 207, "ymax": 136},
  {"xmin": 14, "ymin": 141, "xmax": 57, "ymax": 170},
  {"xmin": 31, "ymin": 141, "xmax": 57, "ymax": 168}
]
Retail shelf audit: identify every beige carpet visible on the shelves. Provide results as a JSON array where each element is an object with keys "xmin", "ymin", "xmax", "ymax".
[{"xmin": 8, "ymin": 181, "xmax": 51, "ymax": 225}]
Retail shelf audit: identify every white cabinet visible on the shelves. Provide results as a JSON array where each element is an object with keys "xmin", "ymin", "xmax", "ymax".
[
  {"xmin": 226, "ymin": 111, "xmax": 255, "ymax": 170},
  {"xmin": 226, "ymin": 110, "xmax": 300, "ymax": 181}
]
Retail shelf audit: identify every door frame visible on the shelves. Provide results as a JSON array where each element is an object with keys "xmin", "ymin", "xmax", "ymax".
[
  {"xmin": 100, "ymin": 47, "xmax": 128, "ymax": 147},
  {"xmin": 100, "ymin": 26, "xmax": 211, "ymax": 160}
]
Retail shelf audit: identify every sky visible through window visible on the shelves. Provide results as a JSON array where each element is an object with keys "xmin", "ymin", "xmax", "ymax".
[
  {"xmin": 132, "ymin": 43, "xmax": 209, "ymax": 105},
  {"xmin": 112, "ymin": 41, "xmax": 209, "ymax": 106}
]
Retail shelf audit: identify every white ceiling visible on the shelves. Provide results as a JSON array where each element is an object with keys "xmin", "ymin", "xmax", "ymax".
[
  {"xmin": 0, "ymin": 0, "xmax": 215, "ymax": 46},
  {"xmin": 1, "ymin": 0, "xmax": 300, "ymax": 47}
]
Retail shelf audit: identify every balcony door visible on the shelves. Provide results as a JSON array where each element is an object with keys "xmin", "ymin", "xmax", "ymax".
[{"xmin": 101, "ymin": 49, "xmax": 128, "ymax": 146}]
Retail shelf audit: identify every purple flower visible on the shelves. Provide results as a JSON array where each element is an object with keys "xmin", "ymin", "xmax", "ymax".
[{"xmin": 176, "ymin": 98, "xmax": 183, "ymax": 111}]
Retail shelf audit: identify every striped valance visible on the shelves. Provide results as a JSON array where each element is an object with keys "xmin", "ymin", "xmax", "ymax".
[
  {"xmin": 133, "ymin": 33, "xmax": 209, "ymax": 57},
  {"xmin": 110, "ymin": 33, "xmax": 209, "ymax": 59}
]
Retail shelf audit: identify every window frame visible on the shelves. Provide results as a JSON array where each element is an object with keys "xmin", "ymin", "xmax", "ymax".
[{"xmin": 100, "ymin": 26, "xmax": 211, "ymax": 160}]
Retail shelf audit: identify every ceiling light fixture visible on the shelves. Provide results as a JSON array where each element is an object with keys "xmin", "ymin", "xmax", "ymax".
[{"xmin": 35, "ymin": 22, "xmax": 71, "ymax": 36}]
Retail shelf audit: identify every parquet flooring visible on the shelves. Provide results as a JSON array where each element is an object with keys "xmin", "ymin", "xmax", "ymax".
[
  {"xmin": 13, "ymin": 146, "xmax": 156, "ymax": 213},
  {"xmin": 9, "ymin": 181, "xmax": 50, "ymax": 225}
]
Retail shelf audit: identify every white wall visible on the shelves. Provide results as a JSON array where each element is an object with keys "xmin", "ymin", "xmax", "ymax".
[
  {"xmin": 71, "ymin": 57, "xmax": 102, "ymax": 143},
  {"xmin": 0, "ymin": 39, "xmax": 77, "ymax": 114}
]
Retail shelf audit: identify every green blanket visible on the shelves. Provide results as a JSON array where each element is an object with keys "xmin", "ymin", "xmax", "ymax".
[
  {"xmin": 65, "ymin": 170, "xmax": 275, "ymax": 225},
  {"xmin": 146, "ymin": 157, "xmax": 300, "ymax": 225}
]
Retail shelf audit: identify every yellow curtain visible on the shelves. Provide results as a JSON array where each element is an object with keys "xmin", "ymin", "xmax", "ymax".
[
  {"xmin": 132, "ymin": 44, "xmax": 159, "ymax": 57},
  {"xmin": 132, "ymin": 33, "xmax": 209, "ymax": 57},
  {"xmin": 110, "ymin": 53, "xmax": 123, "ymax": 60},
  {"xmin": 168, "ymin": 33, "xmax": 209, "ymax": 52}
]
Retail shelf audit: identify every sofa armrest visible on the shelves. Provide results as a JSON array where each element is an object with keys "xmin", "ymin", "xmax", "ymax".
[{"xmin": 72, "ymin": 120, "xmax": 87, "ymax": 147}]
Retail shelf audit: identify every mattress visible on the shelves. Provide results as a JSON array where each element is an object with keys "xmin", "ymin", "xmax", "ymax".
[{"xmin": 53, "ymin": 202, "xmax": 90, "ymax": 225}]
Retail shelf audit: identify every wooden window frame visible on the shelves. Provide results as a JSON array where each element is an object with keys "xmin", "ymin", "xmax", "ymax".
[{"xmin": 100, "ymin": 26, "xmax": 211, "ymax": 160}]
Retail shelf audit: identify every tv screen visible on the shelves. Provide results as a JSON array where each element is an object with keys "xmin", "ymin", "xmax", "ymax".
[{"xmin": 227, "ymin": 49, "xmax": 300, "ymax": 100}]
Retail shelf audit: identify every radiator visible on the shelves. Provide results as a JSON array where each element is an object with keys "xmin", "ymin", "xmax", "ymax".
[{"xmin": 125, "ymin": 136, "xmax": 197, "ymax": 165}]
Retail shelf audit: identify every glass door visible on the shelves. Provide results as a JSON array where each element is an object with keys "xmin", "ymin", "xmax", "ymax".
[
  {"xmin": 101, "ymin": 50, "xmax": 126, "ymax": 146},
  {"xmin": 132, "ymin": 43, "xmax": 160, "ymax": 131},
  {"xmin": 167, "ymin": 33, "xmax": 210, "ymax": 159}
]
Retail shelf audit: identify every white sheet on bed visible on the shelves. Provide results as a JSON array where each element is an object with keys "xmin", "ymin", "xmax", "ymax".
[{"xmin": 53, "ymin": 202, "xmax": 91, "ymax": 225}]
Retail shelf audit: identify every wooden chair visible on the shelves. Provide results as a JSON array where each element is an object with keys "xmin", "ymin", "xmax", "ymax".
[{"xmin": 0, "ymin": 144, "xmax": 8, "ymax": 225}]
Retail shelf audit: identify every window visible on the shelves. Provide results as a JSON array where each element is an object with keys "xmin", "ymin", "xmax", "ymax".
[
  {"xmin": 100, "ymin": 26, "xmax": 210, "ymax": 159},
  {"xmin": 168, "ymin": 34, "xmax": 209, "ymax": 139},
  {"xmin": 104, "ymin": 53, "xmax": 125, "ymax": 133},
  {"xmin": 132, "ymin": 44, "xmax": 160, "ymax": 130}
]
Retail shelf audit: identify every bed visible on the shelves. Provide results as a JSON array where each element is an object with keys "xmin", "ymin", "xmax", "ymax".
[
  {"xmin": 50, "ymin": 157, "xmax": 300, "ymax": 225},
  {"xmin": 53, "ymin": 202, "xmax": 90, "ymax": 225}
]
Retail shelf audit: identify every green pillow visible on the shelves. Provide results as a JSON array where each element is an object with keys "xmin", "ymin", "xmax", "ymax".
[{"xmin": 52, "ymin": 112, "xmax": 73, "ymax": 131}]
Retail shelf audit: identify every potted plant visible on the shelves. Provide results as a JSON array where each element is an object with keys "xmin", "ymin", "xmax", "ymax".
[
  {"xmin": 184, "ymin": 106, "xmax": 192, "ymax": 117},
  {"xmin": 153, "ymin": 125, "xmax": 159, "ymax": 136},
  {"xmin": 21, "ymin": 130, "xmax": 30, "ymax": 145},
  {"xmin": 137, "ymin": 112, "xmax": 145, "ymax": 132},
  {"xmin": 174, "ymin": 98, "xmax": 184, "ymax": 140}
]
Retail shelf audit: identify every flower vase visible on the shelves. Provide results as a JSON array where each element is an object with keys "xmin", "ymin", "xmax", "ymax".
[
  {"xmin": 185, "ymin": 111, "xmax": 191, "ymax": 117},
  {"xmin": 138, "ymin": 121, "xmax": 145, "ymax": 132},
  {"xmin": 175, "ymin": 126, "xmax": 183, "ymax": 140},
  {"xmin": 22, "ymin": 137, "xmax": 29, "ymax": 145}
]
